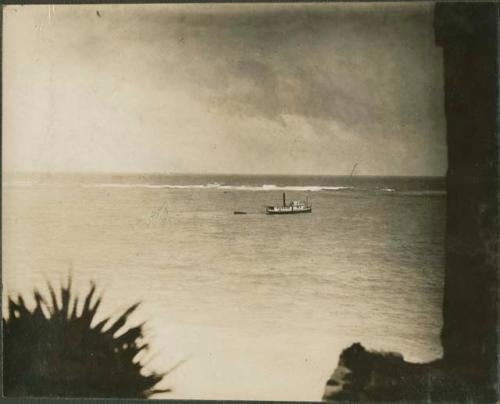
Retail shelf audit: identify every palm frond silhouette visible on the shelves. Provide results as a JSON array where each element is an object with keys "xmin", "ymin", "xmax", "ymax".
[{"xmin": 3, "ymin": 278, "xmax": 169, "ymax": 398}]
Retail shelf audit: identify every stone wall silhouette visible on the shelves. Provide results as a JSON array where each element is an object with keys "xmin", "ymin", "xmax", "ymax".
[{"xmin": 435, "ymin": 2, "xmax": 498, "ymax": 399}]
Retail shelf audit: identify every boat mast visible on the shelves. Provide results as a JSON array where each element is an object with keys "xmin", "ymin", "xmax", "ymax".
[
  {"xmin": 350, "ymin": 163, "xmax": 358, "ymax": 177},
  {"xmin": 283, "ymin": 192, "xmax": 286, "ymax": 207}
]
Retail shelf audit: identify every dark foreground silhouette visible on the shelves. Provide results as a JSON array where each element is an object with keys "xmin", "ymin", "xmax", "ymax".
[
  {"xmin": 3, "ymin": 279, "xmax": 168, "ymax": 398},
  {"xmin": 323, "ymin": 343, "xmax": 482, "ymax": 402}
]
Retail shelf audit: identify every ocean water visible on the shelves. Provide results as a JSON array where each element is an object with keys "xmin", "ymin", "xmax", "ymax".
[{"xmin": 2, "ymin": 173, "xmax": 446, "ymax": 401}]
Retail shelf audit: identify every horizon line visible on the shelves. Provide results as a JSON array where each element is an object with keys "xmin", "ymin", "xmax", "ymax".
[{"xmin": 3, "ymin": 170, "xmax": 446, "ymax": 179}]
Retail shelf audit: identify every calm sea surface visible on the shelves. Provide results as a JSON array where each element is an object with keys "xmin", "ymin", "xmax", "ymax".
[{"xmin": 3, "ymin": 174, "xmax": 445, "ymax": 400}]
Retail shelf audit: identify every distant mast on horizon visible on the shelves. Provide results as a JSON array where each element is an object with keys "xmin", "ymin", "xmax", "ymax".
[{"xmin": 350, "ymin": 163, "xmax": 359, "ymax": 177}]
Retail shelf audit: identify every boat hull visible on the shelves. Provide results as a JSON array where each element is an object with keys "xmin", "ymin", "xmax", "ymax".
[{"xmin": 266, "ymin": 208, "xmax": 312, "ymax": 215}]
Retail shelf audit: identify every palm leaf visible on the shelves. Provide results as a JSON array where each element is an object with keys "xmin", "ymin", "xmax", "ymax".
[
  {"xmin": 104, "ymin": 302, "xmax": 140, "ymax": 337},
  {"xmin": 3, "ymin": 278, "xmax": 171, "ymax": 398}
]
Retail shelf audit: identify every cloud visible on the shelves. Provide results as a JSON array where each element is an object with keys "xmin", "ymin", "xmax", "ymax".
[{"xmin": 3, "ymin": 3, "xmax": 446, "ymax": 175}]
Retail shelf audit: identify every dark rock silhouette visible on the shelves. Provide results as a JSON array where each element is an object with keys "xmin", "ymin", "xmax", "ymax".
[
  {"xmin": 324, "ymin": 3, "xmax": 498, "ymax": 401},
  {"xmin": 3, "ymin": 279, "xmax": 169, "ymax": 398},
  {"xmin": 323, "ymin": 343, "xmax": 481, "ymax": 402}
]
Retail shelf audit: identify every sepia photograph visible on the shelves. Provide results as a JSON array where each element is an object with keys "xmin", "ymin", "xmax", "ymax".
[{"xmin": 2, "ymin": 1, "xmax": 498, "ymax": 402}]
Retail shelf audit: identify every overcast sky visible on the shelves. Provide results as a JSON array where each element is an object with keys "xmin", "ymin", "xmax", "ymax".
[{"xmin": 4, "ymin": 3, "xmax": 446, "ymax": 176}]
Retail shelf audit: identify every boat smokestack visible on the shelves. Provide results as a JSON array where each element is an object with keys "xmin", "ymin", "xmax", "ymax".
[{"xmin": 283, "ymin": 192, "xmax": 286, "ymax": 207}]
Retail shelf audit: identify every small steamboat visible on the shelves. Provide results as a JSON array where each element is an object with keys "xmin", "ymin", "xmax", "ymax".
[{"xmin": 266, "ymin": 192, "xmax": 312, "ymax": 215}]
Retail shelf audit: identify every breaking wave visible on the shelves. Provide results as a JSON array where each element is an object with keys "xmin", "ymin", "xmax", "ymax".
[
  {"xmin": 81, "ymin": 183, "xmax": 354, "ymax": 192},
  {"xmin": 4, "ymin": 181, "xmax": 445, "ymax": 196}
]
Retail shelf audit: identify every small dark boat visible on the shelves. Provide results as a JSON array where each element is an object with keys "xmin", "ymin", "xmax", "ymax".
[
  {"xmin": 266, "ymin": 192, "xmax": 312, "ymax": 215},
  {"xmin": 233, "ymin": 211, "xmax": 247, "ymax": 215}
]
